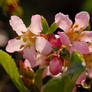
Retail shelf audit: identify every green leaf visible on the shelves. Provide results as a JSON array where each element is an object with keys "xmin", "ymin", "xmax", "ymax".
[
  {"xmin": 41, "ymin": 16, "xmax": 49, "ymax": 34},
  {"xmin": 48, "ymin": 22, "xmax": 58, "ymax": 34},
  {"xmin": 0, "ymin": 50, "xmax": 30, "ymax": 92},
  {"xmin": 35, "ymin": 68, "xmax": 44, "ymax": 90},
  {"xmin": 84, "ymin": 23, "xmax": 91, "ymax": 31},
  {"xmin": 41, "ymin": 17, "xmax": 58, "ymax": 34},
  {"xmin": 82, "ymin": 0, "xmax": 92, "ymax": 12},
  {"xmin": 60, "ymin": 48, "xmax": 70, "ymax": 60},
  {"xmin": 43, "ymin": 51, "xmax": 86, "ymax": 92}
]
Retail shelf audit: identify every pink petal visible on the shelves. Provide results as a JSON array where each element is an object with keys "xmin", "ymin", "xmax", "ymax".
[
  {"xmin": 48, "ymin": 34, "xmax": 62, "ymax": 48},
  {"xmin": 36, "ymin": 54, "xmax": 49, "ymax": 66},
  {"xmin": 70, "ymin": 41, "xmax": 89, "ymax": 54},
  {"xmin": 72, "ymin": 87, "xmax": 77, "ymax": 92},
  {"xmin": 55, "ymin": 12, "xmax": 73, "ymax": 32},
  {"xmin": 24, "ymin": 59, "xmax": 31, "ymax": 69},
  {"xmin": 36, "ymin": 37, "xmax": 52, "ymax": 55},
  {"xmin": 23, "ymin": 47, "xmax": 37, "ymax": 68},
  {"xmin": 74, "ymin": 11, "xmax": 90, "ymax": 30},
  {"xmin": 30, "ymin": 15, "xmax": 42, "ymax": 35},
  {"xmin": 87, "ymin": 62, "xmax": 92, "ymax": 78},
  {"xmin": 43, "ymin": 67, "xmax": 52, "ymax": 78},
  {"xmin": 6, "ymin": 38, "xmax": 24, "ymax": 53},
  {"xmin": 58, "ymin": 32, "xmax": 71, "ymax": 45},
  {"xmin": 9, "ymin": 16, "xmax": 27, "ymax": 35},
  {"xmin": 49, "ymin": 56, "xmax": 63, "ymax": 75},
  {"xmin": 88, "ymin": 44, "xmax": 92, "ymax": 52},
  {"xmin": 76, "ymin": 72, "xmax": 86, "ymax": 84},
  {"xmin": 80, "ymin": 31, "xmax": 92, "ymax": 43},
  {"xmin": 87, "ymin": 69, "xmax": 92, "ymax": 79}
]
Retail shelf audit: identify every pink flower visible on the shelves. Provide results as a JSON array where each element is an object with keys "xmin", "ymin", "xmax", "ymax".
[
  {"xmin": 55, "ymin": 11, "xmax": 90, "ymax": 54},
  {"xmin": 55, "ymin": 11, "xmax": 90, "ymax": 32},
  {"xmin": 6, "ymin": 15, "xmax": 52, "ymax": 67}
]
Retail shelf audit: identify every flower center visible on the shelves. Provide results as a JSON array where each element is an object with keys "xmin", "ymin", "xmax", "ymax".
[{"xmin": 67, "ymin": 24, "xmax": 83, "ymax": 42}]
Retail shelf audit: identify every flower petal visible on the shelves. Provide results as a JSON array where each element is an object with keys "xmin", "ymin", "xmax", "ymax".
[
  {"xmin": 74, "ymin": 11, "xmax": 90, "ymax": 30},
  {"xmin": 49, "ymin": 56, "xmax": 63, "ymax": 75},
  {"xmin": 30, "ymin": 15, "xmax": 42, "ymax": 35},
  {"xmin": 87, "ymin": 62, "xmax": 92, "ymax": 78},
  {"xmin": 6, "ymin": 38, "xmax": 24, "ymax": 53},
  {"xmin": 87, "ymin": 69, "xmax": 92, "ymax": 79},
  {"xmin": 55, "ymin": 12, "xmax": 73, "ymax": 32},
  {"xmin": 76, "ymin": 72, "xmax": 86, "ymax": 84},
  {"xmin": 24, "ymin": 59, "xmax": 31, "ymax": 69},
  {"xmin": 58, "ymin": 32, "xmax": 71, "ymax": 45},
  {"xmin": 43, "ymin": 67, "xmax": 52, "ymax": 78},
  {"xmin": 80, "ymin": 31, "xmax": 92, "ymax": 43},
  {"xmin": 36, "ymin": 54, "xmax": 49, "ymax": 66},
  {"xmin": 48, "ymin": 34, "xmax": 62, "ymax": 48},
  {"xmin": 9, "ymin": 16, "xmax": 27, "ymax": 35},
  {"xmin": 36, "ymin": 37, "xmax": 52, "ymax": 55},
  {"xmin": 88, "ymin": 44, "xmax": 92, "ymax": 52},
  {"xmin": 23, "ymin": 47, "xmax": 37, "ymax": 68},
  {"xmin": 72, "ymin": 87, "xmax": 77, "ymax": 92},
  {"xmin": 70, "ymin": 41, "xmax": 89, "ymax": 54}
]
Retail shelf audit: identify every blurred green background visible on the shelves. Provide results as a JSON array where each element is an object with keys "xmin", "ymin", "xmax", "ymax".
[{"xmin": 0, "ymin": 0, "xmax": 92, "ymax": 92}]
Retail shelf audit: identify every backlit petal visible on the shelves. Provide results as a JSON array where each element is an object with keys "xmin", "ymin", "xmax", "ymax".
[
  {"xmin": 58, "ymin": 32, "xmax": 71, "ymax": 45},
  {"xmin": 55, "ymin": 12, "xmax": 72, "ymax": 32},
  {"xmin": 36, "ymin": 37, "xmax": 52, "ymax": 55},
  {"xmin": 74, "ymin": 11, "xmax": 90, "ymax": 30},
  {"xmin": 6, "ymin": 38, "xmax": 24, "ymax": 53},
  {"xmin": 70, "ymin": 41, "xmax": 89, "ymax": 54},
  {"xmin": 80, "ymin": 31, "xmax": 92, "ymax": 43},
  {"xmin": 30, "ymin": 15, "xmax": 42, "ymax": 35},
  {"xmin": 23, "ymin": 47, "xmax": 37, "ymax": 68},
  {"xmin": 9, "ymin": 16, "xmax": 27, "ymax": 35}
]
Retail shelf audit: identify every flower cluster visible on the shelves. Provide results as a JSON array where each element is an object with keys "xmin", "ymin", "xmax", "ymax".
[{"xmin": 6, "ymin": 11, "xmax": 92, "ymax": 92}]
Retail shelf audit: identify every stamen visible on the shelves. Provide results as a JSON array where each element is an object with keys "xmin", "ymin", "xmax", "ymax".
[
  {"xmin": 20, "ymin": 45, "xmax": 24, "ymax": 49},
  {"xmin": 74, "ymin": 24, "xmax": 79, "ymax": 28},
  {"xmin": 40, "ymin": 33, "xmax": 46, "ymax": 37},
  {"xmin": 23, "ymin": 38, "xmax": 27, "ymax": 42},
  {"xmin": 80, "ymin": 27, "xmax": 83, "ymax": 32},
  {"xmin": 16, "ymin": 36, "xmax": 21, "ymax": 40},
  {"xmin": 21, "ymin": 31, "xmax": 26, "ymax": 34}
]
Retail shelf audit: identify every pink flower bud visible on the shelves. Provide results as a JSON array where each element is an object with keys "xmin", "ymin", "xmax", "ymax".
[
  {"xmin": 48, "ymin": 34, "xmax": 62, "ymax": 48},
  {"xmin": 49, "ymin": 56, "xmax": 63, "ymax": 75}
]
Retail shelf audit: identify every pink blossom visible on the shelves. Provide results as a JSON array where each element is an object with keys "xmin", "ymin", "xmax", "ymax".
[
  {"xmin": 55, "ymin": 11, "xmax": 90, "ymax": 54},
  {"xmin": 55, "ymin": 11, "xmax": 90, "ymax": 32},
  {"xmin": 6, "ymin": 15, "xmax": 52, "ymax": 67}
]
